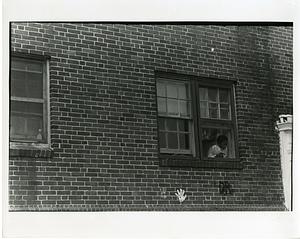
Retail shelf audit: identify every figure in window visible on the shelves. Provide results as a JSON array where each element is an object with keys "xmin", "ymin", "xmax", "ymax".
[{"xmin": 207, "ymin": 135, "xmax": 228, "ymax": 158}]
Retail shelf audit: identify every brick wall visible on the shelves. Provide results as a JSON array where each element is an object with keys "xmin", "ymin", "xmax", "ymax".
[{"xmin": 9, "ymin": 23, "xmax": 292, "ymax": 211}]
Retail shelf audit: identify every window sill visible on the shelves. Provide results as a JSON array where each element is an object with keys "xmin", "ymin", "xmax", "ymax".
[
  {"xmin": 159, "ymin": 155, "xmax": 242, "ymax": 170},
  {"xmin": 10, "ymin": 142, "xmax": 53, "ymax": 158}
]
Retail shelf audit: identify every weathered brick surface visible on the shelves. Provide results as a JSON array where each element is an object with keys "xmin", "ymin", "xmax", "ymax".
[{"xmin": 9, "ymin": 23, "xmax": 292, "ymax": 211}]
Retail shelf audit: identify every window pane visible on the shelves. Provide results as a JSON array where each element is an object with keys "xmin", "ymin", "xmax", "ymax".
[
  {"xmin": 166, "ymin": 118, "xmax": 177, "ymax": 131},
  {"xmin": 167, "ymin": 132, "xmax": 178, "ymax": 149},
  {"xmin": 167, "ymin": 85, "xmax": 177, "ymax": 98},
  {"xmin": 10, "ymin": 114, "xmax": 43, "ymax": 140},
  {"xmin": 219, "ymin": 89, "xmax": 229, "ymax": 103},
  {"xmin": 200, "ymin": 101, "xmax": 208, "ymax": 118},
  {"xmin": 11, "ymin": 71, "xmax": 43, "ymax": 99},
  {"xmin": 220, "ymin": 109, "xmax": 229, "ymax": 119},
  {"xmin": 27, "ymin": 72, "xmax": 43, "ymax": 98},
  {"xmin": 178, "ymin": 119, "xmax": 189, "ymax": 132},
  {"xmin": 208, "ymin": 88, "xmax": 218, "ymax": 102},
  {"xmin": 159, "ymin": 132, "xmax": 166, "ymax": 148},
  {"xmin": 11, "ymin": 71, "xmax": 27, "ymax": 97},
  {"xmin": 209, "ymin": 103, "xmax": 218, "ymax": 109},
  {"xmin": 26, "ymin": 62, "xmax": 43, "ymax": 72},
  {"xmin": 179, "ymin": 133, "xmax": 190, "ymax": 150},
  {"xmin": 11, "ymin": 101, "xmax": 43, "ymax": 115},
  {"xmin": 167, "ymin": 99, "xmax": 178, "ymax": 115},
  {"xmin": 158, "ymin": 118, "xmax": 165, "ymax": 130},
  {"xmin": 157, "ymin": 83, "xmax": 166, "ymax": 97},
  {"xmin": 178, "ymin": 84, "xmax": 188, "ymax": 99},
  {"xmin": 201, "ymin": 127, "xmax": 235, "ymax": 158},
  {"xmin": 158, "ymin": 98, "xmax": 167, "ymax": 114},
  {"xmin": 209, "ymin": 108, "xmax": 218, "ymax": 118},
  {"xmin": 10, "ymin": 115, "xmax": 26, "ymax": 137},
  {"xmin": 199, "ymin": 87, "xmax": 207, "ymax": 100},
  {"xmin": 11, "ymin": 60, "xmax": 27, "ymax": 70},
  {"xmin": 27, "ymin": 117, "xmax": 43, "ymax": 138},
  {"xmin": 179, "ymin": 100, "xmax": 190, "ymax": 117}
]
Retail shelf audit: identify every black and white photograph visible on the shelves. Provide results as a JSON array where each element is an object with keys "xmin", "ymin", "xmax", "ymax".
[{"xmin": 2, "ymin": 0, "xmax": 300, "ymax": 238}]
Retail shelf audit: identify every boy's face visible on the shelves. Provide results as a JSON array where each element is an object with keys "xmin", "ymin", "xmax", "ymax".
[{"xmin": 219, "ymin": 140, "xmax": 228, "ymax": 150}]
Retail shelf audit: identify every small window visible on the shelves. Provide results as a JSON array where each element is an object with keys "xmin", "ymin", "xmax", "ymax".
[
  {"xmin": 198, "ymin": 86, "xmax": 236, "ymax": 159},
  {"xmin": 10, "ymin": 55, "xmax": 49, "ymax": 144},
  {"xmin": 157, "ymin": 79, "xmax": 194, "ymax": 155},
  {"xmin": 156, "ymin": 73, "xmax": 238, "ymax": 166}
]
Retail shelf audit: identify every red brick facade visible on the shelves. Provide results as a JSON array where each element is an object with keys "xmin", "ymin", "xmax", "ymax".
[{"xmin": 9, "ymin": 23, "xmax": 293, "ymax": 211}]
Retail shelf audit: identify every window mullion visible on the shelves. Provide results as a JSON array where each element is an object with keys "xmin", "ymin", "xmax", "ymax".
[{"xmin": 192, "ymin": 79, "xmax": 200, "ymax": 158}]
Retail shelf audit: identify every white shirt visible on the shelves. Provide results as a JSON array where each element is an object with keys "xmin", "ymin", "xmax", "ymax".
[{"xmin": 207, "ymin": 145, "xmax": 228, "ymax": 158}]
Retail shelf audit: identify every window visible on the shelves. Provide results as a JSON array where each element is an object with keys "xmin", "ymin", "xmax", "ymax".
[
  {"xmin": 10, "ymin": 54, "xmax": 49, "ymax": 145},
  {"xmin": 156, "ymin": 72, "xmax": 239, "ymax": 168},
  {"xmin": 157, "ymin": 80, "xmax": 194, "ymax": 155}
]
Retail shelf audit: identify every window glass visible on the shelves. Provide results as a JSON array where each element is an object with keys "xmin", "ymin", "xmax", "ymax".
[
  {"xmin": 159, "ymin": 132, "xmax": 166, "ymax": 148},
  {"xmin": 11, "ymin": 71, "xmax": 27, "ymax": 98},
  {"xmin": 158, "ymin": 118, "xmax": 165, "ymax": 130},
  {"xmin": 11, "ymin": 60, "xmax": 27, "ymax": 70},
  {"xmin": 10, "ymin": 115, "xmax": 43, "ymax": 140},
  {"xmin": 167, "ymin": 85, "xmax": 178, "ymax": 98},
  {"xmin": 178, "ymin": 119, "xmax": 189, "ymax": 132},
  {"xmin": 10, "ymin": 57, "xmax": 47, "ymax": 143},
  {"xmin": 199, "ymin": 87, "xmax": 207, "ymax": 100},
  {"xmin": 200, "ymin": 87, "xmax": 231, "ymax": 120},
  {"xmin": 157, "ymin": 83, "xmax": 166, "ymax": 97},
  {"xmin": 179, "ymin": 100, "xmax": 190, "ymax": 117},
  {"xmin": 166, "ymin": 118, "xmax": 177, "ymax": 131},
  {"xmin": 11, "ymin": 101, "xmax": 43, "ymax": 115},
  {"xmin": 157, "ymin": 79, "xmax": 193, "ymax": 154},
  {"xmin": 168, "ymin": 132, "xmax": 178, "ymax": 149},
  {"xmin": 178, "ymin": 84, "xmax": 188, "ymax": 99},
  {"xmin": 167, "ymin": 99, "xmax": 178, "ymax": 115},
  {"xmin": 27, "ymin": 72, "xmax": 43, "ymax": 98},
  {"xmin": 219, "ymin": 89, "xmax": 229, "ymax": 103},
  {"xmin": 26, "ymin": 62, "xmax": 43, "ymax": 72},
  {"xmin": 179, "ymin": 133, "xmax": 190, "ymax": 150},
  {"xmin": 158, "ymin": 97, "xmax": 167, "ymax": 114},
  {"xmin": 208, "ymin": 88, "xmax": 218, "ymax": 102}
]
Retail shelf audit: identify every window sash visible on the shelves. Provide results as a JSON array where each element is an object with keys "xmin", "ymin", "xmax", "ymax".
[
  {"xmin": 10, "ymin": 57, "xmax": 48, "ymax": 144},
  {"xmin": 158, "ymin": 116, "xmax": 194, "ymax": 154}
]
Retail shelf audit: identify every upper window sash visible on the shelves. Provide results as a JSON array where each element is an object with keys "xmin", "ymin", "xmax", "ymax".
[{"xmin": 157, "ymin": 79, "xmax": 192, "ymax": 119}]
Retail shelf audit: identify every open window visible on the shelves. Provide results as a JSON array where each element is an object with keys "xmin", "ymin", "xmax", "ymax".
[
  {"xmin": 198, "ymin": 86, "xmax": 237, "ymax": 159},
  {"xmin": 156, "ymin": 72, "xmax": 239, "ymax": 168},
  {"xmin": 10, "ymin": 54, "xmax": 49, "ymax": 146}
]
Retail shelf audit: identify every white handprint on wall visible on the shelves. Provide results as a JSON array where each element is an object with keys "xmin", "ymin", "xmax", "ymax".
[{"xmin": 175, "ymin": 188, "xmax": 187, "ymax": 203}]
